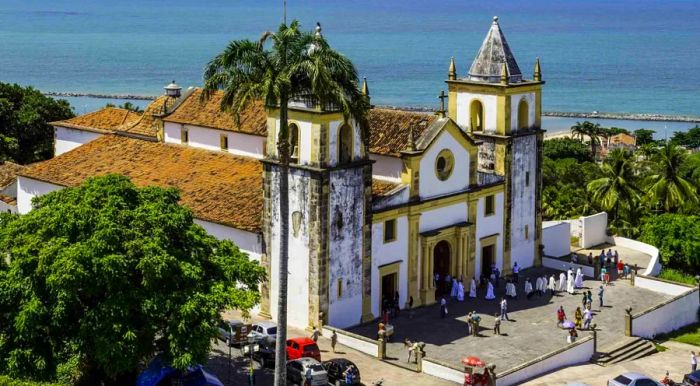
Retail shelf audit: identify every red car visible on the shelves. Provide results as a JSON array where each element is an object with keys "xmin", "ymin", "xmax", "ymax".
[{"xmin": 286, "ymin": 337, "xmax": 321, "ymax": 362}]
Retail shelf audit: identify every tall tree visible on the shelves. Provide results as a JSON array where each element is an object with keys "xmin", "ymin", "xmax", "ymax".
[
  {"xmin": 0, "ymin": 175, "xmax": 263, "ymax": 384},
  {"xmin": 570, "ymin": 121, "xmax": 604, "ymax": 158},
  {"xmin": 203, "ymin": 21, "xmax": 369, "ymax": 386},
  {"xmin": 634, "ymin": 128, "xmax": 656, "ymax": 146},
  {"xmin": 587, "ymin": 149, "xmax": 640, "ymax": 225},
  {"xmin": 644, "ymin": 143, "xmax": 699, "ymax": 213}
]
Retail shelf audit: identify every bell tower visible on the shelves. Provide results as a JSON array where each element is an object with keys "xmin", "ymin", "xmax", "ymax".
[
  {"xmin": 447, "ymin": 16, "xmax": 544, "ymax": 272},
  {"xmin": 260, "ymin": 81, "xmax": 373, "ymax": 329}
]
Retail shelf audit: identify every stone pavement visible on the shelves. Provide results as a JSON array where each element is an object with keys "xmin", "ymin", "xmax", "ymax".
[
  {"xmin": 523, "ymin": 340, "xmax": 699, "ymax": 385},
  {"xmin": 572, "ymin": 242, "xmax": 651, "ymax": 271},
  {"xmin": 349, "ymin": 266, "xmax": 670, "ymax": 373},
  {"xmin": 206, "ymin": 310, "xmax": 455, "ymax": 386}
]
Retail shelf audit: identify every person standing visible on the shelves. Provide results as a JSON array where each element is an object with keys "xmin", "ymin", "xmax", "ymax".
[
  {"xmin": 469, "ymin": 277, "xmax": 477, "ymax": 299},
  {"xmin": 471, "ymin": 312, "xmax": 481, "ymax": 337},
  {"xmin": 548, "ymin": 274, "xmax": 557, "ymax": 295},
  {"xmin": 466, "ymin": 312, "xmax": 473, "ymax": 335},
  {"xmin": 583, "ymin": 308, "xmax": 592, "ymax": 330},
  {"xmin": 557, "ymin": 306, "xmax": 566, "ymax": 326},
  {"xmin": 574, "ymin": 307, "xmax": 583, "ymax": 329},
  {"xmin": 524, "ymin": 278, "xmax": 534, "ymax": 300},
  {"xmin": 558, "ymin": 272, "xmax": 566, "ymax": 292},
  {"xmin": 500, "ymin": 298, "xmax": 509, "ymax": 321},
  {"xmin": 440, "ymin": 296, "xmax": 447, "ymax": 318},
  {"xmin": 513, "ymin": 262, "xmax": 520, "ymax": 283},
  {"xmin": 586, "ymin": 290, "xmax": 593, "ymax": 311},
  {"xmin": 587, "ymin": 252, "xmax": 594, "ymax": 265},
  {"xmin": 331, "ymin": 330, "xmax": 338, "ymax": 353},
  {"xmin": 494, "ymin": 267, "xmax": 501, "ymax": 288},
  {"xmin": 493, "ymin": 313, "xmax": 501, "ymax": 335},
  {"xmin": 598, "ymin": 285, "xmax": 605, "ymax": 308},
  {"xmin": 394, "ymin": 291, "xmax": 401, "ymax": 317},
  {"xmin": 692, "ymin": 351, "xmax": 697, "ymax": 372},
  {"xmin": 311, "ymin": 326, "xmax": 320, "ymax": 343}
]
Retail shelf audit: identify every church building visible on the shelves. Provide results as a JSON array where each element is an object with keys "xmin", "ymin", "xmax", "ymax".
[{"xmin": 9, "ymin": 17, "xmax": 543, "ymax": 330}]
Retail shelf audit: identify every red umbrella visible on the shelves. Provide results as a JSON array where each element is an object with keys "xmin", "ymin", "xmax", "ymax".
[{"xmin": 462, "ymin": 356, "xmax": 486, "ymax": 367}]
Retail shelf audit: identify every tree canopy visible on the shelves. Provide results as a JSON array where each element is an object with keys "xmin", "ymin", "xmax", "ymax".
[
  {"xmin": 0, "ymin": 175, "xmax": 264, "ymax": 385},
  {"xmin": 544, "ymin": 137, "xmax": 594, "ymax": 163},
  {"xmin": 0, "ymin": 82, "xmax": 74, "ymax": 164},
  {"xmin": 640, "ymin": 214, "xmax": 700, "ymax": 274}
]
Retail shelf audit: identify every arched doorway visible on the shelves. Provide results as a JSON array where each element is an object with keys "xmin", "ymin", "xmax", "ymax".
[
  {"xmin": 338, "ymin": 123, "xmax": 353, "ymax": 164},
  {"xmin": 518, "ymin": 99, "xmax": 529, "ymax": 131},
  {"xmin": 433, "ymin": 240, "xmax": 451, "ymax": 296},
  {"xmin": 289, "ymin": 123, "xmax": 300, "ymax": 159},
  {"xmin": 469, "ymin": 100, "xmax": 484, "ymax": 132}
]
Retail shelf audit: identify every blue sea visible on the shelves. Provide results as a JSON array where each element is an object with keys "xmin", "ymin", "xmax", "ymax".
[{"xmin": 1, "ymin": 0, "xmax": 699, "ymax": 135}]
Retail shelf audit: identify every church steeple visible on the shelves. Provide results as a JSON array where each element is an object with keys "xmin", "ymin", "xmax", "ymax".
[
  {"xmin": 534, "ymin": 58, "xmax": 542, "ymax": 81},
  {"xmin": 468, "ymin": 16, "xmax": 522, "ymax": 83},
  {"xmin": 448, "ymin": 57, "xmax": 457, "ymax": 80}
]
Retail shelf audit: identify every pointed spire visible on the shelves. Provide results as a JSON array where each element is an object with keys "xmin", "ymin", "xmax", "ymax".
[
  {"xmin": 500, "ymin": 62, "xmax": 508, "ymax": 85},
  {"xmin": 361, "ymin": 77, "xmax": 369, "ymax": 97},
  {"xmin": 534, "ymin": 57, "xmax": 542, "ymax": 81},
  {"xmin": 468, "ymin": 16, "xmax": 522, "ymax": 83},
  {"xmin": 448, "ymin": 57, "xmax": 457, "ymax": 80},
  {"xmin": 315, "ymin": 22, "xmax": 322, "ymax": 37},
  {"xmin": 406, "ymin": 127, "xmax": 416, "ymax": 151}
]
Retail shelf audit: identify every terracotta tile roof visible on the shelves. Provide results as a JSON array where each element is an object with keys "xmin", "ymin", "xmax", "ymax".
[
  {"xmin": 0, "ymin": 194, "xmax": 16, "ymax": 205},
  {"xmin": 372, "ymin": 179, "xmax": 400, "ymax": 198},
  {"xmin": 163, "ymin": 89, "xmax": 267, "ymax": 136},
  {"xmin": 367, "ymin": 109, "xmax": 438, "ymax": 157},
  {"xmin": 51, "ymin": 107, "xmax": 141, "ymax": 133},
  {"xmin": 115, "ymin": 96, "xmax": 176, "ymax": 138},
  {"xmin": 21, "ymin": 135, "xmax": 263, "ymax": 233},
  {"xmin": 0, "ymin": 162, "xmax": 26, "ymax": 188}
]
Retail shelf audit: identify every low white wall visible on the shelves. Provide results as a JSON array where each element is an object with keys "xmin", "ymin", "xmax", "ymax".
[
  {"xmin": 422, "ymin": 358, "xmax": 464, "ymax": 384},
  {"xmin": 542, "ymin": 221, "xmax": 571, "ymax": 258},
  {"xmin": 321, "ymin": 327, "xmax": 377, "ymax": 357},
  {"xmin": 496, "ymin": 335, "xmax": 595, "ymax": 386},
  {"xmin": 635, "ymin": 275, "xmax": 694, "ymax": 297},
  {"xmin": 542, "ymin": 257, "xmax": 594, "ymax": 278},
  {"xmin": 632, "ymin": 286, "xmax": 699, "ymax": 339},
  {"xmin": 16, "ymin": 176, "xmax": 63, "ymax": 214},
  {"xmin": 611, "ymin": 237, "xmax": 661, "ymax": 276},
  {"xmin": 55, "ymin": 126, "xmax": 102, "ymax": 156},
  {"xmin": 579, "ymin": 212, "xmax": 607, "ymax": 248}
]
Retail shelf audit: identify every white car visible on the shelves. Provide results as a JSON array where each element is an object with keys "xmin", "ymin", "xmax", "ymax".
[
  {"xmin": 247, "ymin": 321, "xmax": 277, "ymax": 343},
  {"xmin": 608, "ymin": 372, "xmax": 662, "ymax": 386}
]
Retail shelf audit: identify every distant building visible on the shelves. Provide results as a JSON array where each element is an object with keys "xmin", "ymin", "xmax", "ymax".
[
  {"xmin": 13, "ymin": 17, "xmax": 544, "ymax": 330},
  {"xmin": 601, "ymin": 133, "xmax": 637, "ymax": 157}
]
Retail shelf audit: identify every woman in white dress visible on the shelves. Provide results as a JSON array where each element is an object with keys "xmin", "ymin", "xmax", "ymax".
[
  {"xmin": 485, "ymin": 281, "xmax": 496, "ymax": 300},
  {"xmin": 457, "ymin": 281, "xmax": 465, "ymax": 302},
  {"xmin": 469, "ymin": 277, "xmax": 477, "ymax": 298},
  {"xmin": 574, "ymin": 268, "xmax": 584, "ymax": 289},
  {"xmin": 548, "ymin": 274, "xmax": 556, "ymax": 294},
  {"xmin": 558, "ymin": 272, "xmax": 566, "ymax": 292},
  {"xmin": 505, "ymin": 281, "xmax": 517, "ymax": 298},
  {"xmin": 450, "ymin": 278, "xmax": 459, "ymax": 298},
  {"xmin": 567, "ymin": 268, "xmax": 575, "ymax": 294},
  {"xmin": 524, "ymin": 279, "xmax": 533, "ymax": 299}
]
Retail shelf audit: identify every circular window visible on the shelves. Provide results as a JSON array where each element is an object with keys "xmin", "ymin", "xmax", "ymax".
[{"xmin": 435, "ymin": 149, "xmax": 454, "ymax": 181}]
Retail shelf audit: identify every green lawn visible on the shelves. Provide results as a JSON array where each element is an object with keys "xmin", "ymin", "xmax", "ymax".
[
  {"xmin": 658, "ymin": 268, "xmax": 697, "ymax": 286},
  {"xmin": 659, "ymin": 323, "xmax": 700, "ymax": 347}
]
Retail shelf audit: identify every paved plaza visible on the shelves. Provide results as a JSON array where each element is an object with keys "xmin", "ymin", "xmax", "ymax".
[
  {"xmin": 572, "ymin": 243, "xmax": 652, "ymax": 271},
  {"xmin": 349, "ymin": 266, "xmax": 671, "ymax": 373}
]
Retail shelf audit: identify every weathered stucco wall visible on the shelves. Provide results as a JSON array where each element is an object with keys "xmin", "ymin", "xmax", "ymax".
[
  {"xmin": 370, "ymin": 215, "xmax": 408, "ymax": 317},
  {"xmin": 328, "ymin": 168, "xmax": 365, "ymax": 327},
  {"xmin": 419, "ymin": 130, "xmax": 471, "ymax": 199},
  {"xmin": 509, "ymin": 134, "xmax": 537, "ymax": 269},
  {"xmin": 163, "ymin": 122, "xmax": 265, "ymax": 159},
  {"xmin": 328, "ymin": 120, "xmax": 362, "ymax": 166},
  {"xmin": 55, "ymin": 126, "xmax": 102, "ymax": 156}
]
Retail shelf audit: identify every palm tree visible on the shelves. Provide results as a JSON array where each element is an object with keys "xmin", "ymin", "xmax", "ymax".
[
  {"xmin": 571, "ymin": 121, "xmax": 603, "ymax": 159},
  {"xmin": 587, "ymin": 149, "xmax": 640, "ymax": 224},
  {"xmin": 644, "ymin": 143, "xmax": 699, "ymax": 213},
  {"xmin": 203, "ymin": 21, "xmax": 368, "ymax": 386}
]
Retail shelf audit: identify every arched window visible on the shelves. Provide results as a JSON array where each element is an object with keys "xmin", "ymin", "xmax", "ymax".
[
  {"xmin": 338, "ymin": 123, "xmax": 353, "ymax": 164},
  {"xmin": 518, "ymin": 99, "xmax": 529, "ymax": 131},
  {"xmin": 470, "ymin": 100, "xmax": 484, "ymax": 131},
  {"xmin": 288, "ymin": 123, "xmax": 299, "ymax": 159}
]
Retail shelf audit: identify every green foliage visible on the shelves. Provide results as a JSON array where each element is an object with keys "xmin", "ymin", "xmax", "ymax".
[
  {"xmin": 587, "ymin": 149, "xmax": 641, "ymax": 225},
  {"xmin": 0, "ymin": 82, "xmax": 74, "ymax": 164},
  {"xmin": 104, "ymin": 101, "xmax": 142, "ymax": 113},
  {"xmin": 640, "ymin": 214, "xmax": 700, "ymax": 274},
  {"xmin": 542, "ymin": 157, "xmax": 601, "ymax": 219},
  {"xmin": 0, "ymin": 175, "xmax": 264, "ymax": 384},
  {"xmin": 570, "ymin": 121, "xmax": 604, "ymax": 158},
  {"xmin": 0, "ymin": 375, "xmax": 64, "ymax": 386},
  {"xmin": 655, "ymin": 323, "xmax": 700, "ymax": 347},
  {"xmin": 671, "ymin": 126, "xmax": 700, "ymax": 149},
  {"xmin": 644, "ymin": 143, "xmax": 699, "ymax": 213},
  {"xmin": 544, "ymin": 137, "xmax": 593, "ymax": 162},
  {"xmin": 601, "ymin": 127, "xmax": 630, "ymax": 137},
  {"xmin": 658, "ymin": 268, "xmax": 698, "ymax": 285},
  {"xmin": 634, "ymin": 129, "xmax": 656, "ymax": 146}
]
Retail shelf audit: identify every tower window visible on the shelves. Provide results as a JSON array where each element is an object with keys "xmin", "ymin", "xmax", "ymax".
[
  {"xmin": 525, "ymin": 225, "xmax": 529, "ymax": 240},
  {"xmin": 470, "ymin": 99, "xmax": 484, "ymax": 132},
  {"xmin": 384, "ymin": 219, "xmax": 396, "ymax": 243},
  {"xmin": 484, "ymin": 195, "xmax": 495, "ymax": 216},
  {"xmin": 526, "ymin": 171, "xmax": 530, "ymax": 187},
  {"xmin": 518, "ymin": 99, "xmax": 529, "ymax": 131},
  {"xmin": 181, "ymin": 128, "xmax": 189, "ymax": 144},
  {"xmin": 288, "ymin": 123, "xmax": 300, "ymax": 159},
  {"xmin": 337, "ymin": 278, "xmax": 343, "ymax": 298},
  {"xmin": 338, "ymin": 123, "xmax": 353, "ymax": 164},
  {"xmin": 220, "ymin": 134, "xmax": 228, "ymax": 151}
]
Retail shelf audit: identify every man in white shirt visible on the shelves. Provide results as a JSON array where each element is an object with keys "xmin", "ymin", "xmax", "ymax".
[
  {"xmin": 512, "ymin": 262, "xmax": 520, "ymax": 283},
  {"xmin": 692, "ymin": 351, "xmax": 697, "ymax": 372}
]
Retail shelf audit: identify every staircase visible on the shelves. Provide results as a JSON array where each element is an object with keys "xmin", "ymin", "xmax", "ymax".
[{"xmin": 594, "ymin": 337, "xmax": 658, "ymax": 366}]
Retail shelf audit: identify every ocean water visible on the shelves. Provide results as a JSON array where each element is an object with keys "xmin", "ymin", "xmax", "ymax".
[{"xmin": 1, "ymin": 0, "xmax": 699, "ymax": 118}]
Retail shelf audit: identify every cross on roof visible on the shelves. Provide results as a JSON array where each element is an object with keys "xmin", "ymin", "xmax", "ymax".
[{"xmin": 437, "ymin": 90, "xmax": 447, "ymax": 116}]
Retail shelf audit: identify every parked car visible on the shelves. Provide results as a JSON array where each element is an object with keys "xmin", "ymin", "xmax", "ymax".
[
  {"xmin": 608, "ymin": 372, "xmax": 663, "ymax": 386},
  {"xmin": 252, "ymin": 337, "xmax": 276, "ymax": 368},
  {"xmin": 248, "ymin": 321, "xmax": 277, "ymax": 342},
  {"xmin": 683, "ymin": 369, "xmax": 700, "ymax": 385},
  {"xmin": 322, "ymin": 358, "xmax": 361, "ymax": 385},
  {"xmin": 286, "ymin": 357, "xmax": 328, "ymax": 386},
  {"xmin": 217, "ymin": 319, "xmax": 252, "ymax": 347},
  {"xmin": 286, "ymin": 337, "xmax": 321, "ymax": 361}
]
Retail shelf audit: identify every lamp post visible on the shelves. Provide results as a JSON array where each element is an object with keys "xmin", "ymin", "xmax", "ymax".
[{"xmin": 242, "ymin": 336, "xmax": 260, "ymax": 386}]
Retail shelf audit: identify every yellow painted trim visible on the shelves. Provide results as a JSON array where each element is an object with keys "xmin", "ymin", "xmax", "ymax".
[
  {"xmin": 434, "ymin": 148, "xmax": 455, "ymax": 181},
  {"xmin": 448, "ymin": 90, "xmax": 458, "ymax": 121},
  {"xmin": 446, "ymin": 81, "xmax": 543, "ymax": 96},
  {"xmin": 407, "ymin": 213, "xmax": 421, "ymax": 308},
  {"xmin": 267, "ymin": 106, "xmax": 344, "ymax": 124}
]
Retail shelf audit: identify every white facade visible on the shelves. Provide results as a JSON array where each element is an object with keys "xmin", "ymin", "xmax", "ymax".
[
  {"xmin": 454, "ymin": 93, "xmax": 498, "ymax": 132},
  {"xmin": 17, "ymin": 176, "xmax": 62, "ymax": 214},
  {"xmin": 194, "ymin": 219, "xmax": 263, "ymax": 262},
  {"xmin": 418, "ymin": 130, "xmax": 470, "ymax": 199},
  {"xmin": 475, "ymin": 192, "xmax": 505, "ymax": 277},
  {"xmin": 55, "ymin": 126, "xmax": 103, "ymax": 156},
  {"xmin": 370, "ymin": 215, "xmax": 409, "ymax": 317},
  {"xmin": 163, "ymin": 122, "xmax": 265, "ymax": 159},
  {"xmin": 369, "ymin": 153, "xmax": 403, "ymax": 182}
]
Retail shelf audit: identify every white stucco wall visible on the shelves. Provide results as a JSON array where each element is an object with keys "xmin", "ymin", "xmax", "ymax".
[
  {"xmin": 611, "ymin": 237, "xmax": 661, "ymax": 276},
  {"xmin": 454, "ymin": 93, "xmax": 498, "ymax": 132},
  {"xmin": 370, "ymin": 215, "xmax": 408, "ymax": 317},
  {"xmin": 371, "ymin": 186, "xmax": 409, "ymax": 211},
  {"xmin": 321, "ymin": 327, "xmax": 377, "ymax": 357},
  {"xmin": 580, "ymin": 212, "xmax": 608, "ymax": 248},
  {"xmin": 542, "ymin": 257, "xmax": 595, "ymax": 278},
  {"xmin": 419, "ymin": 203, "xmax": 468, "ymax": 233},
  {"xmin": 632, "ymin": 289, "xmax": 699, "ymax": 339},
  {"xmin": 634, "ymin": 276, "xmax": 694, "ymax": 297},
  {"xmin": 163, "ymin": 122, "xmax": 265, "ymax": 159},
  {"xmin": 194, "ymin": 219, "xmax": 262, "ymax": 262},
  {"xmin": 370, "ymin": 153, "xmax": 403, "ymax": 183},
  {"xmin": 509, "ymin": 92, "xmax": 536, "ymax": 131},
  {"xmin": 17, "ymin": 176, "xmax": 62, "ymax": 214},
  {"xmin": 327, "ymin": 168, "xmax": 365, "ymax": 328},
  {"xmin": 0, "ymin": 201, "xmax": 17, "ymax": 214},
  {"xmin": 419, "ymin": 130, "xmax": 470, "ymax": 199},
  {"xmin": 509, "ymin": 135, "xmax": 537, "ymax": 270},
  {"xmin": 421, "ymin": 359, "xmax": 464, "ymax": 384},
  {"xmin": 476, "ymin": 192, "xmax": 505, "ymax": 277},
  {"xmin": 542, "ymin": 221, "xmax": 571, "ymax": 258},
  {"xmin": 55, "ymin": 126, "xmax": 103, "ymax": 156}
]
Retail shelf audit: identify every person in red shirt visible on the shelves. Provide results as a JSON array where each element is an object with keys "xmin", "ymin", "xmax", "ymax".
[
  {"xmin": 617, "ymin": 260, "xmax": 624, "ymax": 278},
  {"xmin": 557, "ymin": 306, "xmax": 566, "ymax": 326}
]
